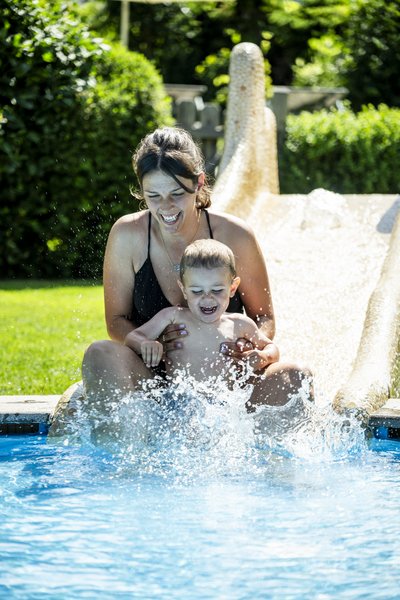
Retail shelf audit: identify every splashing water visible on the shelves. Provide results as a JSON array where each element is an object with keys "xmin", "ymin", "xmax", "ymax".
[
  {"xmin": 52, "ymin": 368, "xmax": 367, "ymax": 484},
  {"xmin": 3, "ymin": 191, "xmax": 399, "ymax": 598},
  {"xmin": 49, "ymin": 189, "xmax": 394, "ymax": 479}
]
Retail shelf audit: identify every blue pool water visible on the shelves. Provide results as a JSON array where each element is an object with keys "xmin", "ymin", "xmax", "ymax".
[{"xmin": 1, "ymin": 385, "xmax": 400, "ymax": 599}]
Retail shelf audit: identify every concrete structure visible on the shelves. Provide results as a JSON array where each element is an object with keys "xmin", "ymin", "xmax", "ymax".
[{"xmin": 212, "ymin": 43, "xmax": 279, "ymax": 218}]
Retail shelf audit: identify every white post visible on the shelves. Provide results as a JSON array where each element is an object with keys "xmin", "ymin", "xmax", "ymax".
[{"xmin": 120, "ymin": 0, "xmax": 130, "ymax": 48}]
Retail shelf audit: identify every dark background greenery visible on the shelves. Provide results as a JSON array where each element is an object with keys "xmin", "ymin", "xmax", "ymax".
[
  {"xmin": 1, "ymin": 0, "xmax": 399, "ymax": 278},
  {"xmin": 81, "ymin": 0, "xmax": 400, "ymax": 110},
  {"xmin": 0, "ymin": 0, "xmax": 171, "ymax": 278},
  {"xmin": 280, "ymin": 104, "xmax": 400, "ymax": 194}
]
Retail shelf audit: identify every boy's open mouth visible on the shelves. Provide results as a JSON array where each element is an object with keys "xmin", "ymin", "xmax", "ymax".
[{"xmin": 200, "ymin": 306, "xmax": 217, "ymax": 315}]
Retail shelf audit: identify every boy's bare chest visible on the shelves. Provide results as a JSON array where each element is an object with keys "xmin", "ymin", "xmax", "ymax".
[{"xmin": 176, "ymin": 319, "xmax": 236, "ymax": 369}]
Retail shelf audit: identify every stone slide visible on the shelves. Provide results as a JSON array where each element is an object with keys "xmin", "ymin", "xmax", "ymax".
[{"xmin": 213, "ymin": 42, "xmax": 400, "ymax": 417}]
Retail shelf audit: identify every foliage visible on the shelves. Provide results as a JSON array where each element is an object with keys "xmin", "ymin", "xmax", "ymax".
[
  {"xmin": 0, "ymin": 0, "xmax": 172, "ymax": 279},
  {"xmin": 342, "ymin": 0, "xmax": 400, "ymax": 110},
  {"xmin": 290, "ymin": 0, "xmax": 400, "ymax": 109},
  {"xmin": 77, "ymin": 0, "xmax": 400, "ymax": 111},
  {"xmin": 262, "ymin": 0, "xmax": 352, "ymax": 84},
  {"xmin": 195, "ymin": 29, "xmax": 273, "ymax": 107},
  {"xmin": 292, "ymin": 33, "xmax": 350, "ymax": 87},
  {"xmin": 280, "ymin": 104, "xmax": 400, "ymax": 194},
  {"xmin": 80, "ymin": 1, "xmax": 275, "ymax": 105},
  {"xmin": 0, "ymin": 281, "xmax": 105, "ymax": 394},
  {"xmin": 77, "ymin": 0, "xmax": 210, "ymax": 84}
]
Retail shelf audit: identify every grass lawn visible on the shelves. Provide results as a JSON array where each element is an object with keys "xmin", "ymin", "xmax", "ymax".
[
  {"xmin": 1, "ymin": 280, "xmax": 399, "ymax": 400},
  {"xmin": 0, "ymin": 280, "xmax": 107, "ymax": 395}
]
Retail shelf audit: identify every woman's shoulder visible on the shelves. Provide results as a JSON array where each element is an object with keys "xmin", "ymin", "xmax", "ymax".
[
  {"xmin": 105, "ymin": 211, "xmax": 150, "ymax": 271},
  {"xmin": 112, "ymin": 209, "xmax": 148, "ymax": 229},
  {"xmin": 109, "ymin": 210, "xmax": 149, "ymax": 241},
  {"xmin": 207, "ymin": 209, "xmax": 256, "ymax": 242}
]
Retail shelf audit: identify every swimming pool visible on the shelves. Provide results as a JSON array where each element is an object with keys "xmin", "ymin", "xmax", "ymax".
[{"xmin": 1, "ymin": 390, "xmax": 400, "ymax": 599}]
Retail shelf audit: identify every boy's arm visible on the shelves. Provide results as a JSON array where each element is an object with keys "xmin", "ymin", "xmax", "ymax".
[
  {"xmin": 226, "ymin": 315, "xmax": 280, "ymax": 370},
  {"xmin": 246, "ymin": 321, "xmax": 280, "ymax": 366},
  {"xmin": 252, "ymin": 335, "xmax": 280, "ymax": 368},
  {"xmin": 124, "ymin": 307, "xmax": 178, "ymax": 367}
]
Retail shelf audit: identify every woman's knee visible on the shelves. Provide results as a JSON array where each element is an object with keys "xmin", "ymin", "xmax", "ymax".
[
  {"xmin": 82, "ymin": 340, "xmax": 137, "ymax": 378},
  {"xmin": 266, "ymin": 360, "xmax": 312, "ymax": 380},
  {"xmin": 82, "ymin": 339, "xmax": 150, "ymax": 383},
  {"xmin": 83, "ymin": 340, "xmax": 120, "ymax": 367}
]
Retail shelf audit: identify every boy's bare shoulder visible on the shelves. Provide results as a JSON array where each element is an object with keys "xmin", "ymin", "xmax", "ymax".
[
  {"xmin": 157, "ymin": 306, "xmax": 190, "ymax": 322},
  {"xmin": 224, "ymin": 312, "xmax": 257, "ymax": 331}
]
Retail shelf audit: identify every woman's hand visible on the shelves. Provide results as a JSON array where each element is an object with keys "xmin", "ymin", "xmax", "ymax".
[
  {"xmin": 159, "ymin": 323, "xmax": 188, "ymax": 355},
  {"xmin": 220, "ymin": 338, "xmax": 279, "ymax": 372}
]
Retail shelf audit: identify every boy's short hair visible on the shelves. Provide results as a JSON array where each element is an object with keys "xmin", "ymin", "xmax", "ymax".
[{"xmin": 180, "ymin": 239, "xmax": 236, "ymax": 280}]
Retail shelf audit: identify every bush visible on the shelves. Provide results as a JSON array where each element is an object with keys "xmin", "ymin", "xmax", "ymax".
[
  {"xmin": 343, "ymin": 0, "xmax": 400, "ymax": 110},
  {"xmin": 280, "ymin": 104, "xmax": 400, "ymax": 194},
  {"xmin": 62, "ymin": 43, "xmax": 172, "ymax": 279},
  {"xmin": 0, "ymin": 0, "xmax": 172, "ymax": 278}
]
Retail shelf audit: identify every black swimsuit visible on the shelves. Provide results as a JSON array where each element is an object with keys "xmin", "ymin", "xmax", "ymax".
[{"xmin": 131, "ymin": 210, "xmax": 244, "ymax": 325}]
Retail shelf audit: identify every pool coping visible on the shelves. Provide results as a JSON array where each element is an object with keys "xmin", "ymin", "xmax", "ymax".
[
  {"xmin": 1, "ymin": 394, "xmax": 400, "ymax": 438},
  {"xmin": 0, "ymin": 395, "xmax": 60, "ymax": 434}
]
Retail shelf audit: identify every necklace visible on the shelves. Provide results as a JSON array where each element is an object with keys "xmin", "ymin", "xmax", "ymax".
[{"xmin": 159, "ymin": 210, "xmax": 202, "ymax": 272}]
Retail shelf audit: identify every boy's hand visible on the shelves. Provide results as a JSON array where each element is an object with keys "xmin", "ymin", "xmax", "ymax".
[
  {"xmin": 219, "ymin": 337, "xmax": 254, "ymax": 359},
  {"xmin": 245, "ymin": 346, "xmax": 279, "ymax": 372},
  {"xmin": 220, "ymin": 339, "xmax": 279, "ymax": 371},
  {"xmin": 141, "ymin": 340, "xmax": 164, "ymax": 368},
  {"xmin": 159, "ymin": 323, "xmax": 188, "ymax": 354}
]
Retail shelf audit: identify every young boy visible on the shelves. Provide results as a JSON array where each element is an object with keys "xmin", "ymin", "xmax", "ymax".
[{"xmin": 125, "ymin": 239, "xmax": 279, "ymax": 382}]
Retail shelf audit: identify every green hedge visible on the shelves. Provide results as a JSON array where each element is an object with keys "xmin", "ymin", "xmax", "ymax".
[
  {"xmin": 280, "ymin": 104, "xmax": 400, "ymax": 194},
  {"xmin": 0, "ymin": 0, "xmax": 172, "ymax": 278}
]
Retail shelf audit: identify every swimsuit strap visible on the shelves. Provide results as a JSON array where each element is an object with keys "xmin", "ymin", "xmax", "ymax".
[
  {"xmin": 204, "ymin": 209, "xmax": 213, "ymax": 239},
  {"xmin": 147, "ymin": 211, "xmax": 152, "ymax": 255}
]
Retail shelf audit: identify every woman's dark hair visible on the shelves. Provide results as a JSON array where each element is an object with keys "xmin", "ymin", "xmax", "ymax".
[{"xmin": 132, "ymin": 127, "xmax": 212, "ymax": 209}]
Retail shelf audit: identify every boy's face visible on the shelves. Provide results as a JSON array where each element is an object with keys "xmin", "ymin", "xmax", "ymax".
[{"xmin": 178, "ymin": 267, "xmax": 240, "ymax": 323}]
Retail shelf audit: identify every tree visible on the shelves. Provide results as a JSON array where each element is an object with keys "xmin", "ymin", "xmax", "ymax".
[
  {"xmin": 287, "ymin": 0, "xmax": 400, "ymax": 108},
  {"xmin": 343, "ymin": 0, "xmax": 400, "ymax": 109},
  {"xmin": 0, "ymin": 0, "xmax": 171, "ymax": 278}
]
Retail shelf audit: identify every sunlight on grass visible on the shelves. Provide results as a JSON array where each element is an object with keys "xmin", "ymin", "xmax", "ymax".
[{"xmin": 0, "ymin": 281, "xmax": 107, "ymax": 394}]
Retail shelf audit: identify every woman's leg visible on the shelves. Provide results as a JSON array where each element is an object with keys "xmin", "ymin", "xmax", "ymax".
[
  {"xmin": 246, "ymin": 361, "xmax": 313, "ymax": 411},
  {"xmin": 49, "ymin": 340, "xmax": 154, "ymax": 436},
  {"xmin": 81, "ymin": 339, "xmax": 154, "ymax": 409}
]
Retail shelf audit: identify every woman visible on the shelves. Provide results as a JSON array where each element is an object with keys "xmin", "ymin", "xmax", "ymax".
[{"xmin": 82, "ymin": 127, "xmax": 312, "ymax": 411}]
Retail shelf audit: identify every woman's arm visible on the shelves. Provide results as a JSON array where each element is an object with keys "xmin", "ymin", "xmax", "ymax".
[
  {"xmin": 103, "ymin": 214, "xmax": 146, "ymax": 342},
  {"xmin": 210, "ymin": 211, "xmax": 275, "ymax": 339}
]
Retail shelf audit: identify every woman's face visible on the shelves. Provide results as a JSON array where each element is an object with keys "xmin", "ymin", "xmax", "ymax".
[{"xmin": 142, "ymin": 170, "xmax": 200, "ymax": 233}]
